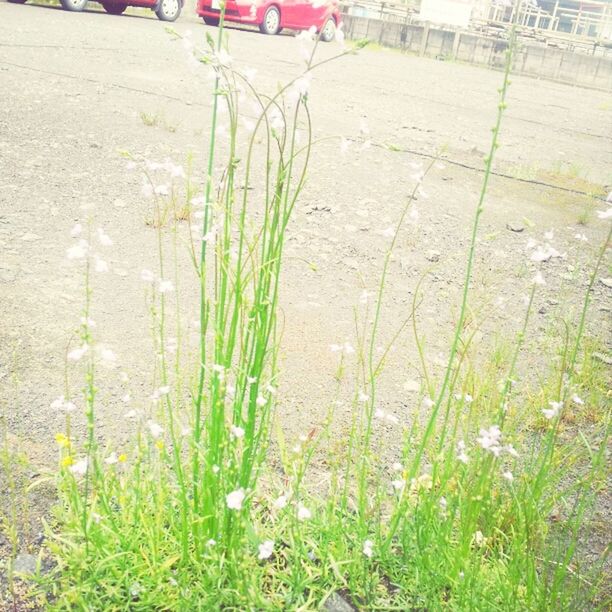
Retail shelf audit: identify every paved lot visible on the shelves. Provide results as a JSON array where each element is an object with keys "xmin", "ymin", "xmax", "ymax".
[{"xmin": 1, "ymin": 2, "xmax": 611, "ymax": 464}]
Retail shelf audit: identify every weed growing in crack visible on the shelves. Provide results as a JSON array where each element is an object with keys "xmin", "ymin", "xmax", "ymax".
[{"xmin": 20, "ymin": 10, "xmax": 612, "ymax": 611}]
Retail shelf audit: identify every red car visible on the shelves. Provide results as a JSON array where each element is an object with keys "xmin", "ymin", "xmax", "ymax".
[
  {"xmin": 196, "ymin": 0, "xmax": 341, "ymax": 42},
  {"xmin": 7, "ymin": 0, "xmax": 182, "ymax": 21}
]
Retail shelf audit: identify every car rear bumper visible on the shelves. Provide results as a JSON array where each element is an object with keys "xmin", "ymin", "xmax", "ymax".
[{"xmin": 196, "ymin": 0, "xmax": 260, "ymax": 24}]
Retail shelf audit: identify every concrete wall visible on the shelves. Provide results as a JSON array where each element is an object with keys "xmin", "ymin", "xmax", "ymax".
[{"xmin": 342, "ymin": 15, "xmax": 612, "ymax": 91}]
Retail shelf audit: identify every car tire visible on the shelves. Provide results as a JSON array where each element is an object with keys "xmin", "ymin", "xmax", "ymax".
[
  {"xmin": 320, "ymin": 18, "xmax": 336, "ymax": 43},
  {"xmin": 155, "ymin": 0, "xmax": 181, "ymax": 21},
  {"xmin": 60, "ymin": 0, "xmax": 88, "ymax": 11},
  {"xmin": 102, "ymin": 2, "xmax": 127, "ymax": 14},
  {"xmin": 202, "ymin": 16, "xmax": 219, "ymax": 26},
  {"xmin": 259, "ymin": 6, "xmax": 280, "ymax": 36}
]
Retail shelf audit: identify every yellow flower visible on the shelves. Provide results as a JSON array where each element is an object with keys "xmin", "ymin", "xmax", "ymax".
[
  {"xmin": 155, "ymin": 440, "xmax": 164, "ymax": 451},
  {"xmin": 118, "ymin": 453, "xmax": 127, "ymax": 463},
  {"xmin": 55, "ymin": 433, "xmax": 70, "ymax": 448},
  {"xmin": 61, "ymin": 456, "xmax": 75, "ymax": 468}
]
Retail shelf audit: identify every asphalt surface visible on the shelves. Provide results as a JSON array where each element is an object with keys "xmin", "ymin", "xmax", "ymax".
[{"xmin": 0, "ymin": 1, "xmax": 610, "ymax": 465}]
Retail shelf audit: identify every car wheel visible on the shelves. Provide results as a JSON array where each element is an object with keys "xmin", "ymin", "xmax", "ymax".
[
  {"xmin": 259, "ymin": 6, "xmax": 280, "ymax": 36},
  {"xmin": 102, "ymin": 2, "xmax": 127, "ymax": 14},
  {"xmin": 202, "ymin": 16, "xmax": 219, "ymax": 26},
  {"xmin": 155, "ymin": 0, "xmax": 181, "ymax": 21},
  {"xmin": 59, "ymin": 0, "xmax": 88, "ymax": 11},
  {"xmin": 320, "ymin": 18, "xmax": 336, "ymax": 43}
]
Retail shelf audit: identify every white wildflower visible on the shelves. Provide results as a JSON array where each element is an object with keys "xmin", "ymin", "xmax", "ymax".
[
  {"xmin": 291, "ymin": 72, "xmax": 312, "ymax": 100},
  {"xmin": 243, "ymin": 67, "xmax": 257, "ymax": 83},
  {"xmin": 531, "ymin": 245, "xmax": 562, "ymax": 262},
  {"xmin": 391, "ymin": 479, "xmax": 405, "ymax": 491},
  {"xmin": 66, "ymin": 239, "xmax": 89, "ymax": 260},
  {"xmin": 258, "ymin": 540, "xmax": 274, "ymax": 560},
  {"xmin": 105, "ymin": 452, "xmax": 118, "ymax": 465},
  {"xmin": 502, "ymin": 470, "xmax": 514, "ymax": 482},
  {"xmin": 477, "ymin": 425, "xmax": 502, "ymax": 456},
  {"xmin": 94, "ymin": 257, "xmax": 109, "ymax": 273},
  {"xmin": 50, "ymin": 395, "xmax": 76, "ymax": 413},
  {"xmin": 505, "ymin": 444, "xmax": 519, "ymax": 458},
  {"xmin": 297, "ymin": 504, "xmax": 311, "ymax": 521},
  {"xmin": 147, "ymin": 420, "xmax": 164, "ymax": 439},
  {"xmin": 70, "ymin": 458, "xmax": 88, "ymax": 476},
  {"xmin": 97, "ymin": 228, "xmax": 113, "ymax": 246},
  {"xmin": 170, "ymin": 164, "xmax": 185, "ymax": 179},
  {"xmin": 67, "ymin": 344, "xmax": 89, "ymax": 361},
  {"xmin": 362, "ymin": 539, "xmax": 374, "ymax": 558},
  {"xmin": 456, "ymin": 440, "xmax": 469, "ymax": 464},
  {"xmin": 336, "ymin": 22, "xmax": 345, "ymax": 45},
  {"xmin": 542, "ymin": 400, "xmax": 562, "ymax": 419},
  {"xmin": 158, "ymin": 279, "xmax": 174, "ymax": 293},
  {"xmin": 99, "ymin": 348, "xmax": 117, "ymax": 368},
  {"xmin": 273, "ymin": 495, "xmax": 288, "ymax": 510},
  {"xmin": 374, "ymin": 409, "xmax": 399, "ymax": 425},
  {"xmin": 215, "ymin": 49, "xmax": 232, "ymax": 67},
  {"xmin": 231, "ymin": 425, "xmax": 245, "ymax": 439},
  {"xmin": 226, "ymin": 489, "xmax": 245, "ymax": 511},
  {"xmin": 141, "ymin": 269, "xmax": 155, "ymax": 282}
]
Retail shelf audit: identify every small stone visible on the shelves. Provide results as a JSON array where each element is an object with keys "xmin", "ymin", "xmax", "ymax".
[
  {"xmin": 323, "ymin": 591, "xmax": 355, "ymax": 612},
  {"xmin": 599, "ymin": 277, "xmax": 612, "ymax": 288},
  {"xmin": 592, "ymin": 352, "xmax": 612, "ymax": 366},
  {"xmin": 425, "ymin": 250, "xmax": 440, "ymax": 263},
  {"xmin": 506, "ymin": 221, "xmax": 524, "ymax": 233},
  {"xmin": 13, "ymin": 553, "xmax": 37, "ymax": 576},
  {"xmin": 21, "ymin": 232, "xmax": 41, "ymax": 241}
]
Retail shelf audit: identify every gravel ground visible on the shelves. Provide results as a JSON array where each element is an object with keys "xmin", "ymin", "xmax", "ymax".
[{"xmin": 0, "ymin": 3, "xmax": 611, "ymax": 591}]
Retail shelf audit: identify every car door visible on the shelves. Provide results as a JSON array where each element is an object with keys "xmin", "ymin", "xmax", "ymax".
[{"xmin": 292, "ymin": 0, "xmax": 329, "ymax": 31}]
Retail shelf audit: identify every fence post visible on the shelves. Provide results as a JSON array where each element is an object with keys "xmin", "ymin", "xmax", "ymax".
[
  {"xmin": 420, "ymin": 22, "xmax": 430, "ymax": 56},
  {"xmin": 452, "ymin": 29, "xmax": 461, "ymax": 60}
]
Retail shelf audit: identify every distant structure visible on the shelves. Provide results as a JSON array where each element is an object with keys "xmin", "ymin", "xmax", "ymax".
[
  {"xmin": 477, "ymin": 1, "xmax": 612, "ymax": 39},
  {"xmin": 344, "ymin": 0, "xmax": 612, "ymax": 41}
]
